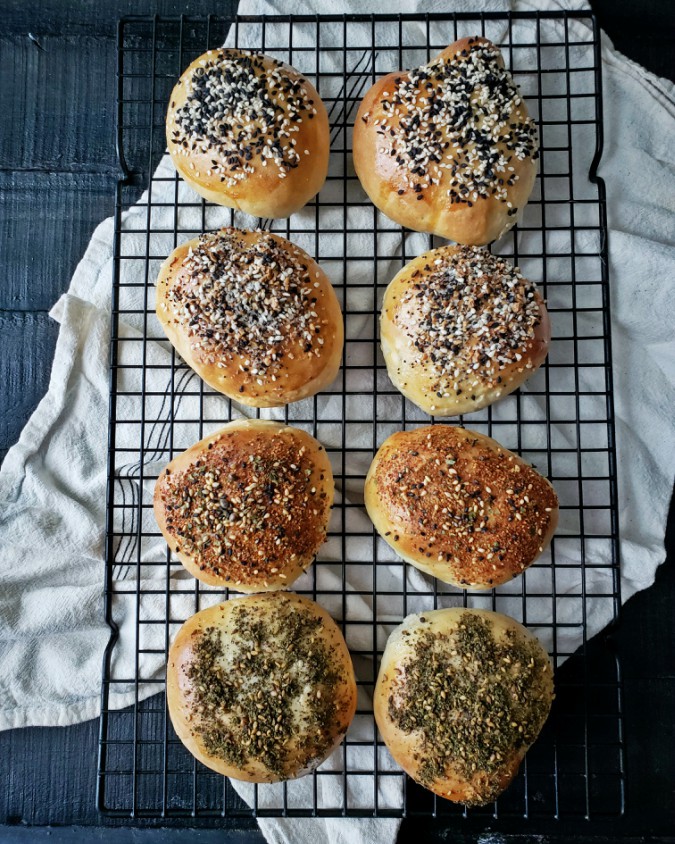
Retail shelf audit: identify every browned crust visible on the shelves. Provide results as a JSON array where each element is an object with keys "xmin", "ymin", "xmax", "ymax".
[
  {"xmin": 352, "ymin": 37, "xmax": 537, "ymax": 245},
  {"xmin": 167, "ymin": 593, "xmax": 357, "ymax": 782},
  {"xmin": 380, "ymin": 245, "xmax": 550, "ymax": 417},
  {"xmin": 364, "ymin": 425, "xmax": 559, "ymax": 589},
  {"xmin": 166, "ymin": 49, "xmax": 330, "ymax": 218},
  {"xmin": 154, "ymin": 419, "xmax": 333, "ymax": 591},
  {"xmin": 155, "ymin": 228, "xmax": 343, "ymax": 407},
  {"xmin": 374, "ymin": 608, "xmax": 554, "ymax": 805}
]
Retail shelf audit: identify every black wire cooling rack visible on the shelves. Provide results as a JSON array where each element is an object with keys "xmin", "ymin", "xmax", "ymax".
[{"xmin": 98, "ymin": 12, "xmax": 625, "ymax": 824}]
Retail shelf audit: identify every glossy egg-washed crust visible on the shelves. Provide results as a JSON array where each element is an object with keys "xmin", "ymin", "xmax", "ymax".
[
  {"xmin": 353, "ymin": 38, "xmax": 537, "ymax": 245},
  {"xmin": 166, "ymin": 50, "xmax": 329, "ymax": 218},
  {"xmin": 374, "ymin": 608, "xmax": 554, "ymax": 806},
  {"xmin": 380, "ymin": 245, "xmax": 550, "ymax": 417},
  {"xmin": 365, "ymin": 425, "xmax": 558, "ymax": 589},
  {"xmin": 167, "ymin": 593, "xmax": 357, "ymax": 782},
  {"xmin": 156, "ymin": 229, "xmax": 343, "ymax": 407},
  {"xmin": 154, "ymin": 419, "xmax": 333, "ymax": 591}
]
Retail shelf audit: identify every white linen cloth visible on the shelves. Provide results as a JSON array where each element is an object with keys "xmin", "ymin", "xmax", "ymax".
[{"xmin": 1, "ymin": 1, "xmax": 674, "ymax": 842}]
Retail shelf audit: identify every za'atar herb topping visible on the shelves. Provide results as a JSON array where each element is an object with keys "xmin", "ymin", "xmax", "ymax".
[
  {"xmin": 388, "ymin": 612, "xmax": 552, "ymax": 795},
  {"xmin": 185, "ymin": 598, "xmax": 346, "ymax": 777}
]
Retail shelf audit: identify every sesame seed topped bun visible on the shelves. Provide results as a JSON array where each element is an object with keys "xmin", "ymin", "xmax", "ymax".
[
  {"xmin": 167, "ymin": 49, "xmax": 330, "ymax": 218},
  {"xmin": 154, "ymin": 419, "xmax": 333, "ymax": 592},
  {"xmin": 353, "ymin": 37, "xmax": 539, "ymax": 245},
  {"xmin": 380, "ymin": 244, "xmax": 550, "ymax": 417},
  {"xmin": 156, "ymin": 227, "xmax": 343, "ymax": 408},
  {"xmin": 365, "ymin": 425, "xmax": 558, "ymax": 589}
]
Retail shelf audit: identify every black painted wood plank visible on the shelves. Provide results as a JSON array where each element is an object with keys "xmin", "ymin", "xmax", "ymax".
[
  {"xmin": 1, "ymin": 831, "xmax": 263, "ymax": 843},
  {"xmin": 623, "ymin": 677, "xmax": 675, "ymax": 824},
  {"xmin": 618, "ymin": 554, "xmax": 675, "ymax": 683},
  {"xmin": 0, "ymin": 34, "xmax": 117, "ymax": 172},
  {"xmin": 0, "ymin": 172, "xmax": 115, "ymax": 311},
  {"xmin": 0, "ymin": 714, "xmax": 260, "ymax": 834},
  {"xmin": 5, "ymin": 0, "xmax": 238, "ymax": 36},
  {"xmin": 590, "ymin": 0, "xmax": 675, "ymax": 82},
  {"xmin": 1, "ymin": 718, "xmax": 99, "ymax": 827}
]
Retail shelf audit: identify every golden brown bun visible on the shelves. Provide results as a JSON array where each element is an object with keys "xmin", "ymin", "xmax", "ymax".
[
  {"xmin": 353, "ymin": 37, "xmax": 538, "ymax": 245},
  {"xmin": 380, "ymin": 244, "xmax": 550, "ymax": 417},
  {"xmin": 365, "ymin": 425, "xmax": 558, "ymax": 589},
  {"xmin": 374, "ymin": 608, "xmax": 554, "ymax": 806},
  {"xmin": 154, "ymin": 419, "xmax": 333, "ymax": 592},
  {"xmin": 167, "ymin": 49, "xmax": 329, "ymax": 218},
  {"xmin": 156, "ymin": 228, "xmax": 343, "ymax": 407},
  {"xmin": 168, "ymin": 593, "xmax": 357, "ymax": 782}
]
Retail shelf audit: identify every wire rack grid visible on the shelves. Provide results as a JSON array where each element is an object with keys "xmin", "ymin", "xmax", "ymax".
[{"xmin": 98, "ymin": 12, "xmax": 625, "ymax": 824}]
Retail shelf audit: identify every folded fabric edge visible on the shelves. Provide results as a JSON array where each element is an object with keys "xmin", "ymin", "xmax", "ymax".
[{"xmin": 0, "ymin": 294, "xmax": 101, "ymax": 493}]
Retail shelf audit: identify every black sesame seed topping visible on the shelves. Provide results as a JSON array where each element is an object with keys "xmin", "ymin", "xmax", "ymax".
[
  {"xmin": 171, "ymin": 50, "xmax": 318, "ymax": 186},
  {"xmin": 376, "ymin": 41, "xmax": 538, "ymax": 205},
  {"xmin": 159, "ymin": 432, "xmax": 329, "ymax": 585}
]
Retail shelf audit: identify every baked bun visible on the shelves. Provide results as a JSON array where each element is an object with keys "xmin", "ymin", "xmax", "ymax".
[
  {"xmin": 353, "ymin": 37, "xmax": 538, "ymax": 245},
  {"xmin": 380, "ymin": 244, "xmax": 550, "ymax": 417},
  {"xmin": 374, "ymin": 608, "xmax": 554, "ymax": 806},
  {"xmin": 167, "ymin": 49, "xmax": 329, "ymax": 218},
  {"xmin": 154, "ymin": 419, "xmax": 333, "ymax": 591},
  {"xmin": 156, "ymin": 227, "xmax": 343, "ymax": 407},
  {"xmin": 168, "ymin": 592, "xmax": 357, "ymax": 782},
  {"xmin": 365, "ymin": 425, "xmax": 558, "ymax": 589}
]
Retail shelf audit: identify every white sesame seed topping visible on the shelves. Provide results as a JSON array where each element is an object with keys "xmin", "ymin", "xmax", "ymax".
[
  {"xmin": 170, "ymin": 50, "xmax": 316, "ymax": 186},
  {"xmin": 393, "ymin": 245, "xmax": 541, "ymax": 396},
  {"xmin": 167, "ymin": 229, "xmax": 322, "ymax": 377},
  {"xmin": 375, "ymin": 39, "xmax": 538, "ymax": 206}
]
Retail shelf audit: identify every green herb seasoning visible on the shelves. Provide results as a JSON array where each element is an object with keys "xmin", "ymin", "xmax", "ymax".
[
  {"xmin": 185, "ymin": 599, "xmax": 344, "ymax": 778},
  {"xmin": 388, "ymin": 612, "xmax": 551, "ymax": 798}
]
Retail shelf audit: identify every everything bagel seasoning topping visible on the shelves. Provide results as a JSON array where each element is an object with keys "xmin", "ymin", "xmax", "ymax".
[
  {"xmin": 185, "ymin": 598, "xmax": 346, "ymax": 777},
  {"xmin": 170, "ymin": 50, "xmax": 317, "ymax": 186},
  {"xmin": 388, "ymin": 612, "xmax": 552, "ymax": 802},
  {"xmin": 159, "ymin": 429, "xmax": 329, "ymax": 586},
  {"xmin": 393, "ymin": 246, "xmax": 541, "ymax": 397},
  {"xmin": 165, "ymin": 229, "xmax": 326, "ymax": 378},
  {"xmin": 374, "ymin": 39, "xmax": 538, "ymax": 205},
  {"xmin": 374, "ymin": 426, "xmax": 558, "ymax": 587}
]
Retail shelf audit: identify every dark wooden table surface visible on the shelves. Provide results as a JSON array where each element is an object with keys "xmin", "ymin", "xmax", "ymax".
[{"xmin": 1, "ymin": 1, "xmax": 673, "ymax": 842}]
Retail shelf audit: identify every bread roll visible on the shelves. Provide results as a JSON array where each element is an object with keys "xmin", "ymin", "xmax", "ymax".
[
  {"xmin": 156, "ymin": 227, "xmax": 343, "ymax": 407},
  {"xmin": 353, "ymin": 37, "xmax": 538, "ymax": 245},
  {"xmin": 168, "ymin": 592, "xmax": 357, "ymax": 782},
  {"xmin": 374, "ymin": 608, "xmax": 554, "ymax": 806},
  {"xmin": 154, "ymin": 419, "xmax": 333, "ymax": 592},
  {"xmin": 380, "ymin": 244, "xmax": 550, "ymax": 417},
  {"xmin": 167, "ymin": 49, "xmax": 329, "ymax": 218},
  {"xmin": 365, "ymin": 425, "xmax": 558, "ymax": 589}
]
